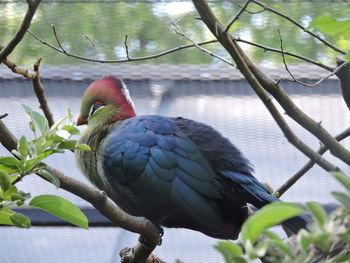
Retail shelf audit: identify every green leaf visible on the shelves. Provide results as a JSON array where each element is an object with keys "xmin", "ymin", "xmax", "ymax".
[
  {"xmin": 18, "ymin": 136, "xmax": 29, "ymax": 159},
  {"xmin": 29, "ymin": 195, "xmax": 88, "ymax": 229},
  {"xmin": 0, "ymin": 208, "xmax": 15, "ymax": 226},
  {"xmin": 215, "ymin": 241, "xmax": 244, "ymax": 263},
  {"xmin": 75, "ymin": 144, "xmax": 91, "ymax": 151},
  {"xmin": 3, "ymin": 185, "xmax": 19, "ymax": 200},
  {"xmin": 332, "ymin": 172, "xmax": 350, "ymax": 192},
  {"xmin": 242, "ymin": 202, "xmax": 305, "ymax": 244},
  {"xmin": 308, "ymin": 16, "xmax": 350, "ymax": 38},
  {"xmin": 0, "ymin": 157, "xmax": 19, "ymax": 169},
  {"xmin": 0, "ymin": 164, "xmax": 16, "ymax": 175},
  {"xmin": 62, "ymin": 125, "xmax": 80, "ymax": 135},
  {"xmin": 11, "ymin": 193, "xmax": 25, "ymax": 202},
  {"xmin": 306, "ymin": 202, "xmax": 327, "ymax": 226},
  {"xmin": 38, "ymin": 169, "xmax": 60, "ymax": 188},
  {"xmin": 332, "ymin": 191, "xmax": 350, "ymax": 209},
  {"xmin": 0, "ymin": 170, "xmax": 11, "ymax": 191},
  {"xmin": 10, "ymin": 212, "xmax": 31, "ymax": 228},
  {"xmin": 22, "ymin": 104, "xmax": 49, "ymax": 135},
  {"xmin": 59, "ymin": 140, "xmax": 77, "ymax": 150}
]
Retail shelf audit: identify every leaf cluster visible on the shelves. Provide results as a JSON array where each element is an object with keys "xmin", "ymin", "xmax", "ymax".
[
  {"xmin": 215, "ymin": 172, "xmax": 350, "ymax": 263},
  {"xmin": 0, "ymin": 105, "xmax": 90, "ymax": 229}
]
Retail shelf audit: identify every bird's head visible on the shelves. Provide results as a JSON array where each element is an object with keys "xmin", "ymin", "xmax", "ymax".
[{"xmin": 76, "ymin": 76, "xmax": 136, "ymax": 127}]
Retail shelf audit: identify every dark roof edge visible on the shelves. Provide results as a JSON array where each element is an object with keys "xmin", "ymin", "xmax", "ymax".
[{"xmin": 0, "ymin": 64, "xmax": 337, "ymax": 81}]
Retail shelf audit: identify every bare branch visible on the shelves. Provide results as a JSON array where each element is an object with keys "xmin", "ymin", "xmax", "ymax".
[
  {"xmin": 0, "ymin": 0, "xmax": 41, "ymax": 63},
  {"xmin": 192, "ymin": 0, "xmax": 346, "ymax": 172},
  {"xmin": 29, "ymin": 28, "xmax": 333, "ymax": 71},
  {"xmin": 0, "ymin": 119, "xmax": 162, "ymax": 263},
  {"xmin": 32, "ymin": 58, "xmax": 55, "ymax": 127},
  {"xmin": 51, "ymin": 24, "xmax": 68, "ymax": 54},
  {"xmin": 275, "ymin": 127, "xmax": 350, "ymax": 197},
  {"xmin": 224, "ymin": 0, "xmax": 251, "ymax": 33},
  {"xmin": 250, "ymin": 0, "xmax": 346, "ymax": 54},
  {"xmin": 172, "ymin": 22, "xmax": 235, "ymax": 67}
]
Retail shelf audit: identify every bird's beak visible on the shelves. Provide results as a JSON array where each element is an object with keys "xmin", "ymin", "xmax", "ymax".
[{"xmin": 76, "ymin": 116, "xmax": 87, "ymax": 126}]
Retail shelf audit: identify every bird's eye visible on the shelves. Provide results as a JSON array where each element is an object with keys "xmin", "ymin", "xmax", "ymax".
[{"xmin": 90, "ymin": 102, "xmax": 104, "ymax": 115}]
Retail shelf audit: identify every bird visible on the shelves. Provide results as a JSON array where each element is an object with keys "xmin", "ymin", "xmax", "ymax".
[{"xmin": 75, "ymin": 75, "xmax": 308, "ymax": 240}]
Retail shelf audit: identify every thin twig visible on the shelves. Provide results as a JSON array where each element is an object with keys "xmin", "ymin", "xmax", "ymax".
[
  {"xmin": 83, "ymin": 33, "xmax": 96, "ymax": 48},
  {"xmin": 275, "ymin": 127, "xmax": 350, "ymax": 197},
  {"xmin": 124, "ymin": 35, "xmax": 131, "ymax": 60},
  {"xmin": 250, "ymin": 0, "xmax": 346, "ymax": 55},
  {"xmin": 32, "ymin": 58, "xmax": 55, "ymax": 127},
  {"xmin": 51, "ymin": 24, "xmax": 67, "ymax": 54},
  {"xmin": 0, "ymin": 113, "xmax": 8, "ymax": 120},
  {"xmin": 224, "ymin": 0, "xmax": 251, "ymax": 33},
  {"xmin": 0, "ymin": 0, "xmax": 41, "ymax": 63},
  {"xmin": 0, "ymin": 119, "xmax": 162, "ymax": 263},
  {"xmin": 278, "ymin": 30, "xmax": 347, "ymax": 88},
  {"xmin": 171, "ymin": 22, "xmax": 235, "ymax": 67},
  {"xmin": 29, "ymin": 28, "xmax": 334, "ymax": 72}
]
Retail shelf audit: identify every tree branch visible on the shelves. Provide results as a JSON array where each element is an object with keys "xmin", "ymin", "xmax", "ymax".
[
  {"xmin": 28, "ymin": 29, "xmax": 333, "ymax": 72},
  {"xmin": 191, "ymin": 1, "xmax": 350, "ymax": 166},
  {"xmin": 171, "ymin": 22, "xmax": 235, "ymax": 67},
  {"xmin": 224, "ymin": 0, "xmax": 251, "ymax": 33},
  {"xmin": 32, "ymin": 58, "xmax": 55, "ymax": 127},
  {"xmin": 250, "ymin": 0, "xmax": 346, "ymax": 55},
  {"xmin": 277, "ymin": 30, "xmax": 346, "ymax": 88},
  {"xmin": 0, "ymin": 120, "xmax": 162, "ymax": 263},
  {"xmin": 0, "ymin": 0, "xmax": 41, "ymax": 63},
  {"xmin": 275, "ymin": 127, "xmax": 350, "ymax": 197},
  {"xmin": 192, "ymin": 0, "xmax": 344, "ymax": 174}
]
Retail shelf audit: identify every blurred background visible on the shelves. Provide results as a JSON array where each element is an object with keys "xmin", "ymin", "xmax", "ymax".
[{"xmin": 0, "ymin": 0, "xmax": 349, "ymax": 263}]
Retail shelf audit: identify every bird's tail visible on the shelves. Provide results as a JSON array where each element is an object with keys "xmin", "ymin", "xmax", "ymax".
[{"xmin": 220, "ymin": 171, "xmax": 310, "ymax": 234}]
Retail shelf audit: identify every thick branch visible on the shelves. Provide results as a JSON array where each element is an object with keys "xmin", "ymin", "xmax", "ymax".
[
  {"xmin": 32, "ymin": 58, "xmax": 55, "ymax": 127},
  {"xmin": 192, "ymin": 0, "xmax": 350, "ymax": 166},
  {"xmin": 275, "ymin": 127, "xmax": 350, "ymax": 197},
  {"xmin": 0, "ymin": 0, "xmax": 41, "ymax": 63},
  {"xmin": 0, "ymin": 120, "xmax": 161, "ymax": 263},
  {"xmin": 192, "ymin": 0, "xmax": 343, "ymax": 173}
]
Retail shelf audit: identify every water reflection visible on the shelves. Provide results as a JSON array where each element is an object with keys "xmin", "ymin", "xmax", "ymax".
[{"xmin": 0, "ymin": 1, "xmax": 349, "ymax": 66}]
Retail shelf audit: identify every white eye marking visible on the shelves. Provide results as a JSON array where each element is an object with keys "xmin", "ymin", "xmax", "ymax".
[{"xmin": 121, "ymin": 80, "xmax": 135, "ymax": 109}]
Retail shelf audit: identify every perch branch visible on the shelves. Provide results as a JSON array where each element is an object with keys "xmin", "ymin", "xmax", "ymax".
[
  {"xmin": 124, "ymin": 35, "xmax": 131, "ymax": 60},
  {"xmin": 250, "ymin": 0, "xmax": 346, "ymax": 54},
  {"xmin": 32, "ymin": 58, "xmax": 55, "ymax": 127},
  {"xmin": 275, "ymin": 127, "xmax": 350, "ymax": 197},
  {"xmin": 192, "ymin": 0, "xmax": 344, "ymax": 174},
  {"xmin": 0, "ymin": 119, "xmax": 162, "ymax": 263},
  {"xmin": 0, "ymin": 0, "xmax": 41, "ymax": 63}
]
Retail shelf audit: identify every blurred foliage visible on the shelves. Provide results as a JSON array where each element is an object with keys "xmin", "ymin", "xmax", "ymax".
[
  {"xmin": 215, "ymin": 172, "xmax": 350, "ymax": 263},
  {"xmin": 0, "ymin": 106, "xmax": 90, "ymax": 229},
  {"xmin": 0, "ymin": 1, "xmax": 349, "ymax": 66}
]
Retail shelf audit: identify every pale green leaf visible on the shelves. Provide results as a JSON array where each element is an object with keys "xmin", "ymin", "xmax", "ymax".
[
  {"xmin": 306, "ymin": 202, "xmax": 327, "ymax": 226},
  {"xmin": 332, "ymin": 172, "xmax": 350, "ymax": 192},
  {"xmin": 62, "ymin": 125, "xmax": 80, "ymax": 135},
  {"xmin": 29, "ymin": 195, "xmax": 88, "ymax": 229},
  {"xmin": 18, "ymin": 136, "xmax": 29, "ymax": 159},
  {"xmin": 0, "ymin": 208, "xmax": 15, "ymax": 226},
  {"xmin": 332, "ymin": 191, "xmax": 350, "ymax": 209},
  {"xmin": 0, "ymin": 170, "xmax": 11, "ymax": 191},
  {"xmin": 38, "ymin": 169, "xmax": 60, "ymax": 188},
  {"xmin": 75, "ymin": 144, "xmax": 91, "ymax": 151},
  {"xmin": 59, "ymin": 140, "xmax": 77, "ymax": 150},
  {"xmin": 10, "ymin": 212, "xmax": 31, "ymax": 228},
  {"xmin": 242, "ymin": 202, "xmax": 305, "ymax": 244}
]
